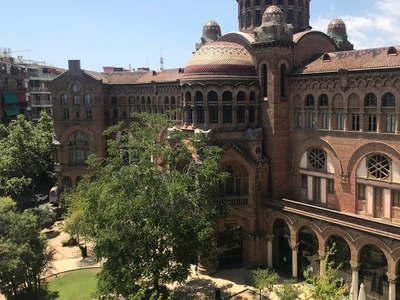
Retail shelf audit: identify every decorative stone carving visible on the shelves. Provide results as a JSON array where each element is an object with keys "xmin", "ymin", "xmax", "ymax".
[
  {"xmin": 244, "ymin": 128, "xmax": 263, "ymax": 141},
  {"xmin": 338, "ymin": 68, "xmax": 349, "ymax": 91},
  {"xmin": 340, "ymin": 173, "xmax": 349, "ymax": 183}
]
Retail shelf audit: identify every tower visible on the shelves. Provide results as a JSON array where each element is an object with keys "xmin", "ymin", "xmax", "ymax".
[{"xmin": 236, "ymin": 0, "xmax": 311, "ymax": 34}]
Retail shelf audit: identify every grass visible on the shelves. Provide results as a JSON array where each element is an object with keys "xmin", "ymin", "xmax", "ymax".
[{"xmin": 47, "ymin": 269, "xmax": 99, "ymax": 300}]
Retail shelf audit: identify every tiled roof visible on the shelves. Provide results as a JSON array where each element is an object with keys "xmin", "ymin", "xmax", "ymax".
[
  {"xmin": 134, "ymin": 68, "xmax": 184, "ymax": 84},
  {"xmin": 83, "ymin": 70, "xmax": 110, "ymax": 83},
  {"xmin": 293, "ymin": 46, "xmax": 400, "ymax": 74},
  {"xmin": 101, "ymin": 70, "xmax": 148, "ymax": 84}
]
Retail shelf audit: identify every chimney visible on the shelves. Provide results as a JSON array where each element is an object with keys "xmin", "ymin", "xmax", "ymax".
[{"xmin": 67, "ymin": 60, "xmax": 82, "ymax": 76}]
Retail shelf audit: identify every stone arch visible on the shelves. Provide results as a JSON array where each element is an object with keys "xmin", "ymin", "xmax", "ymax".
[
  {"xmin": 60, "ymin": 124, "xmax": 96, "ymax": 145},
  {"xmin": 346, "ymin": 142, "xmax": 400, "ymax": 178},
  {"xmin": 265, "ymin": 210, "xmax": 296, "ymax": 236},
  {"xmin": 347, "ymin": 92, "xmax": 360, "ymax": 107},
  {"xmin": 332, "ymin": 92, "xmax": 344, "ymax": 108},
  {"xmin": 292, "ymin": 218, "xmax": 324, "ymax": 247},
  {"xmin": 353, "ymin": 236, "xmax": 393, "ymax": 268},
  {"xmin": 321, "ymin": 226, "xmax": 356, "ymax": 255}
]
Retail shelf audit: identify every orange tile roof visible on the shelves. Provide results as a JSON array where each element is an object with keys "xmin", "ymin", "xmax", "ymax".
[
  {"xmin": 134, "ymin": 68, "xmax": 185, "ymax": 84},
  {"xmin": 294, "ymin": 46, "xmax": 400, "ymax": 74}
]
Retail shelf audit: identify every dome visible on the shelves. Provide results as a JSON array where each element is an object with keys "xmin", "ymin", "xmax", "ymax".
[
  {"xmin": 262, "ymin": 5, "xmax": 285, "ymax": 23},
  {"xmin": 327, "ymin": 18, "xmax": 347, "ymax": 36},
  {"xmin": 183, "ymin": 41, "xmax": 256, "ymax": 81},
  {"xmin": 202, "ymin": 20, "xmax": 221, "ymax": 41}
]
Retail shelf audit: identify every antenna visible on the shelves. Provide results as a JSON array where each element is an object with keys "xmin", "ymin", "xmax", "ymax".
[{"xmin": 160, "ymin": 46, "xmax": 164, "ymax": 71}]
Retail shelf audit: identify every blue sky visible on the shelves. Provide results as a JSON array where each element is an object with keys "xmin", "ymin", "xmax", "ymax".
[{"xmin": 2, "ymin": 0, "xmax": 399, "ymax": 71}]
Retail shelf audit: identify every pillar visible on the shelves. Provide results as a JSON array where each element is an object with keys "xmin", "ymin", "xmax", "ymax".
[
  {"xmin": 267, "ymin": 234, "xmax": 274, "ymax": 268},
  {"xmin": 328, "ymin": 110, "xmax": 333, "ymax": 130},
  {"xmin": 387, "ymin": 272, "xmax": 398, "ymax": 300},
  {"xmin": 291, "ymin": 242, "xmax": 300, "ymax": 279},
  {"xmin": 350, "ymin": 261, "xmax": 360, "ymax": 300},
  {"xmin": 318, "ymin": 250, "xmax": 326, "ymax": 275}
]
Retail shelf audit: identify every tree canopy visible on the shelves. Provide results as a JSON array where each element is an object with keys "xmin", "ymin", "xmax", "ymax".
[
  {"xmin": 0, "ymin": 113, "xmax": 54, "ymax": 197},
  {"xmin": 0, "ymin": 197, "xmax": 55, "ymax": 300},
  {"xmin": 66, "ymin": 113, "xmax": 229, "ymax": 297}
]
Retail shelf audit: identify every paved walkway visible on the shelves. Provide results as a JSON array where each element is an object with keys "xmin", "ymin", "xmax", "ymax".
[{"xmin": 1, "ymin": 222, "xmax": 305, "ymax": 299}]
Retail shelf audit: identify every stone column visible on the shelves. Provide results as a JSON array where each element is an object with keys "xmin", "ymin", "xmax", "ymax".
[
  {"xmin": 291, "ymin": 242, "xmax": 300, "ymax": 279},
  {"xmin": 343, "ymin": 112, "xmax": 348, "ymax": 131},
  {"xmin": 377, "ymin": 111, "xmax": 382, "ymax": 133},
  {"xmin": 267, "ymin": 234, "xmax": 274, "ymax": 268},
  {"xmin": 218, "ymin": 106, "xmax": 223, "ymax": 127},
  {"xmin": 328, "ymin": 110, "xmax": 333, "ymax": 130},
  {"xmin": 387, "ymin": 272, "xmax": 398, "ymax": 300},
  {"xmin": 350, "ymin": 261, "xmax": 360, "ymax": 300},
  {"xmin": 318, "ymin": 250, "xmax": 326, "ymax": 276},
  {"xmin": 204, "ymin": 106, "xmax": 210, "ymax": 130},
  {"xmin": 395, "ymin": 113, "xmax": 400, "ymax": 134}
]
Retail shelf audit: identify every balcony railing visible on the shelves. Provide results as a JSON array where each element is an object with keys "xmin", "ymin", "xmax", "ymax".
[
  {"xmin": 31, "ymin": 99, "xmax": 52, "ymax": 106},
  {"xmin": 30, "ymin": 87, "xmax": 49, "ymax": 92},
  {"xmin": 216, "ymin": 196, "xmax": 249, "ymax": 207}
]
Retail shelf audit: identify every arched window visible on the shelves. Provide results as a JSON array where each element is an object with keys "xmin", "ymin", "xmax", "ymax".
[
  {"xmin": 262, "ymin": 64, "xmax": 267, "ymax": 98},
  {"xmin": 365, "ymin": 93, "xmax": 377, "ymax": 106},
  {"xmin": 382, "ymin": 92, "xmax": 395, "ymax": 107},
  {"xmin": 111, "ymin": 96, "xmax": 117, "ymax": 106},
  {"xmin": 221, "ymin": 165, "xmax": 246, "ymax": 196},
  {"xmin": 280, "ymin": 64, "xmax": 286, "ymax": 98},
  {"xmin": 250, "ymin": 91, "xmax": 256, "ymax": 102},
  {"xmin": 171, "ymin": 96, "xmax": 176, "ymax": 105},
  {"xmin": 84, "ymin": 93, "xmax": 91, "ymax": 105},
  {"xmin": 222, "ymin": 91, "xmax": 232, "ymax": 102},
  {"xmin": 61, "ymin": 94, "xmax": 68, "ymax": 105},
  {"xmin": 208, "ymin": 91, "xmax": 218, "ymax": 102},
  {"xmin": 185, "ymin": 91, "xmax": 192, "ymax": 104},
  {"xmin": 147, "ymin": 96, "xmax": 151, "ymax": 104},
  {"xmin": 195, "ymin": 91, "xmax": 203, "ymax": 103},
  {"xmin": 308, "ymin": 148, "xmax": 326, "ymax": 171},
  {"xmin": 305, "ymin": 94, "xmax": 314, "ymax": 106},
  {"xmin": 245, "ymin": 0, "xmax": 250, "ymax": 7},
  {"xmin": 367, "ymin": 154, "xmax": 390, "ymax": 180},
  {"xmin": 129, "ymin": 96, "xmax": 135, "ymax": 105},
  {"xmin": 164, "ymin": 96, "xmax": 169, "ymax": 105},
  {"xmin": 319, "ymin": 94, "xmax": 328, "ymax": 106},
  {"xmin": 68, "ymin": 131, "xmax": 90, "ymax": 164},
  {"xmin": 62, "ymin": 176, "xmax": 72, "ymax": 190},
  {"xmin": 237, "ymin": 91, "xmax": 246, "ymax": 102},
  {"xmin": 73, "ymin": 95, "xmax": 80, "ymax": 105}
]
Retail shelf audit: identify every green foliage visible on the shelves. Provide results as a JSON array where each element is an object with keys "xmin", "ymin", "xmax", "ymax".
[
  {"xmin": 275, "ymin": 279, "xmax": 301, "ymax": 300},
  {"xmin": 0, "ymin": 113, "xmax": 55, "ymax": 196},
  {"xmin": 245, "ymin": 268, "xmax": 279, "ymax": 299},
  {"xmin": 24, "ymin": 207, "xmax": 56, "ymax": 229},
  {"xmin": 303, "ymin": 243, "xmax": 348, "ymax": 300},
  {"xmin": 0, "ymin": 197, "xmax": 55, "ymax": 300},
  {"xmin": 65, "ymin": 113, "xmax": 229, "ymax": 297}
]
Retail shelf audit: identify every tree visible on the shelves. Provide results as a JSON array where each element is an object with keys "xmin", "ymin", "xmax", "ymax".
[
  {"xmin": 66, "ymin": 113, "xmax": 229, "ymax": 297},
  {"xmin": 275, "ymin": 279, "xmax": 301, "ymax": 300},
  {"xmin": 0, "ymin": 113, "xmax": 55, "ymax": 197},
  {"xmin": 245, "ymin": 268, "xmax": 279, "ymax": 299},
  {"xmin": 0, "ymin": 197, "xmax": 55, "ymax": 300},
  {"xmin": 303, "ymin": 243, "xmax": 348, "ymax": 300}
]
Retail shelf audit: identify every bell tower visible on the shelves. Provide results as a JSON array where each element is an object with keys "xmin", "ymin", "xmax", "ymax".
[{"xmin": 236, "ymin": 0, "xmax": 311, "ymax": 34}]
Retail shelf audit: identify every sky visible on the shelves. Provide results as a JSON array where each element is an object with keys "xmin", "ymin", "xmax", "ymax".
[{"xmin": 2, "ymin": 0, "xmax": 400, "ymax": 71}]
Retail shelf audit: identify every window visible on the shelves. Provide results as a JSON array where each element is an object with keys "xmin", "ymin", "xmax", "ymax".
[
  {"xmin": 185, "ymin": 92, "xmax": 192, "ymax": 103},
  {"xmin": 111, "ymin": 96, "xmax": 117, "ymax": 106},
  {"xmin": 237, "ymin": 106, "xmax": 245, "ymax": 123},
  {"xmin": 297, "ymin": 111, "xmax": 303, "ymax": 128},
  {"xmin": 301, "ymin": 174, "xmax": 308, "ymax": 189},
  {"xmin": 75, "ymin": 108, "xmax": 80, "ymax": 119},
  {"xmin": 287, "ymin": 10, "xmax": 293, "ymax": 24},
  {"xmin": 237, "ymin": 91, "xmax": 246, "ymax": 102},
  {"xmin": 319, "ymin": 94, "xmax": 328, "ymax": 106},
  {"xmin": 197, "ymin": 107, "xmax": 204, "ymax": 124},
  {"xmin": 321, "ymin": 112, "xmax": 329, "ymax": 129},
  {"xmin": 298, "ymin": 11, "xmax": 303, "ymax": 28},
  {"xmin": 245, "ymin": 0, "xmax": 250, "ymax": 7},
  {"xmin": 351, "ymin": 113, "xmax": 360, "ymax": 131},
  {"xmin": 188, "ymin": 108, "xmax": 193, "ymax": 123},
  {"xmin": 113, "ymin": 107, "xmax": 118, "ymax": 118},
  {"xmin": 358, "ymin": 184, "xmax": 366, "ymax": 200},
  {"xmin": 288, "ymin": 0, "xmax": 294, "ymax": 4},
  {"xmin": 68, "ymin": 131, "xmax": 89, "ymax": 164},
  {"xmin": 171, "ymin": 96, "xmax": 176, "ymax": 105},
  {"xmin": 280, "ymin": 64, "xmax": 286, "ymax": 98},
  {"xmin": 122, "ymin": 108, "xmax": 127, "ymax": 118},
  {"xmin": 314, "ymin": 177, "xmax": 321, "ymax": 202},
  {"xmin": 86, "ymin": 108, "xmax": 92, "ymax": 120},
  {"xmin": 61, "ymin": 94, "xmax": 68, "ymax": 105},
  {"xmin": 365, "ymin": 93, "xmax": 377, "ymax": 106},
  {"xmin": 308, "ymin": 148, "xmax": 326, "ymax": 170},
  {"xmin": 298, "ymin": 0, "xmax": 303, "ymax": 7},
  {"xmin": 336, "ymin": 112, "xmax": 344, "ymax": 130},
  {"xmin": 255, "ymin": 0, "xmax": 261, "ymax": 5},
  {"xmin": 374, "ymin": 187, "xmax": 383, "ymax": 218},
  {"xmin": 84, "ymin": 93, "xmax": 91, "ymax": 105},
  {"xmin": 367, "ymin": 113, "xmax": 377, "ymax": 132},
  {"xmin": 385, "ymin": 113, "xmax": 395, "ymax": 133},
  {"xmin": 208, "ymin": 91, "xmax": 218, "ymax": 102},
  {"xmin": 246, "ymin": 11, "xmax": 251, "ymax": 28},
  {"xmin": 249, "ymin": 105, "xmax": 255, "ymax": 123},
  {"xmin": 307, "ymin": 112, "xmax": 315, "ymax": 128},
  {"xmin": 382, "ymin": 92, "xmax": 395, "ymax": 107},
  {"xmin": 266, "ymin": 0, "xmax": 273, "ymax": 4},
  {"xmin": 277, "ymin": 0, "xmax": 283, "ymax": 4},
  {"xmin": 195, "ymin": 91, "xmax": 203, "ymax": 103},
  {"xmin": 222, "ymin": 91, "xmax": 232, "ymax": 102},
  {"xmin": 129, "ymin": 96, "xmax": 135, "ymax": 105},
  {"xmin": 305, "ymin": 94, "xmax": 314, "ymax": 106},
  {"xmin": 164, "ymin": 96, "xmax": 169, "ymax": 105},
  {"xmin": 368, "ymin": 155, "xmax": 390, "ymax": 179},
  {"xmin": 327, "ymin": 179, "xmax": 334, "ymax": 194},
  {"xmin": 221, "ymin": 165, "xmax": 242, "ymax": 196},
  {"xmin": 72, "ymin": 83, "xmax": 80, "ymax": 92},
  {"xmin": 392, "ymin": 190, "xmax": 400, "ymax": 206},
  {"xmin": 73, "ymin": 95, "xmax": 80, "ymax": 105},
  {"xmin": 223, "ymin": 106, "xmax": 232, "ymax": 123},
  {"xmin": 210, "ymin": 106, "xmax": 218, "ymax": 124},
  {"xmin": 262, "ymin": 65, "xmax": 268, "ymax": 98},
  {"xmin": 255, "ymin": 10, "xmax": 262, "ymax": 26},
  {"xmin": 250, "ymin": 91, "xmax": 256, "ymax": 102},
  {"xmin": 63, "ymin": 108, "xmax": 69, "ymax": 120}
]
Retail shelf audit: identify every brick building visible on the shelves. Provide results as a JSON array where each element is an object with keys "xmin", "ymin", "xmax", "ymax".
[{"xmin": 49, "ymin": 1, "xmax": 400, "ymax": 299}]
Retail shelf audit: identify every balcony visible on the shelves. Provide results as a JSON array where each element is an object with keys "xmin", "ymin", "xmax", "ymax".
[
  {"xmin": 30, "ymin": 87, "xmax": 49, "ymax": 93},
  {"xmin": 30, "ymin": 99, "xmax": 52, "ymax": 106},
  {"xmin": 215, "ymin": 196, "xmax": 249, "ymax": 207}
]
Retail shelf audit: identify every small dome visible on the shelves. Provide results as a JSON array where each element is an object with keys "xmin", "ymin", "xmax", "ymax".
[
  {"xmin": 327, "ymin": 18, "xmax": 347, "ymax": 36},
  {"xmin": 203, "ymin": 20, "xmax": 221, "ymax": 41},
  {"xmin": 262, "ymin": 5, "xmax": 285, "ymax": 23},
  {"xmin": 183, "ymin": 41, "xmax": 256, "ymax": 82}
]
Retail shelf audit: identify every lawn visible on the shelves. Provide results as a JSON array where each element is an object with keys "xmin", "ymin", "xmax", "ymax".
[{"xmin": 47, "ymin": 269, "xmax": 99, "ymax": 300}]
